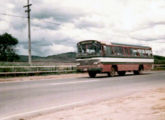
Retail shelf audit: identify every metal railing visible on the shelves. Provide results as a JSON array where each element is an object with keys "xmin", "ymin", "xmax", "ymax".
[
  {"xmin": 154, "ymin": 64, "xmax": 165, "ymax": 70},
  {"xmin": 0, "ymin": 65, "xmax": 77, "ymax": 76}
]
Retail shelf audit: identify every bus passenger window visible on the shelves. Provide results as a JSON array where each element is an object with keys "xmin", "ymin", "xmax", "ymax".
[
  {"xmin": 104, "ymin": 46, "xmax": 112, "ymax": 56},
  {"xmin": 145, "ymin": 49, "xmax": 152, "ymax": 57},
  {"xmin": 130, "ymin": 49, "xmax": 136, "ymax": 56},
  {"xmin": 112, "ymin": 47, "xmax": 123, "ymax": 56},
  {"xmin": 124, "ymin": 48, "xmax": 129, "ymax": 56},
  {"xmin": 130, "ymin": 48, "xmax": 141, "ymax": 57},
  {"xmin": 138, "ymin": 49, "xmax": 145, "ymax": 57}
]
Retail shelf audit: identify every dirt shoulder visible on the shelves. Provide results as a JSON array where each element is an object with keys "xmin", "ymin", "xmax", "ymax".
[
  {"xmin": 0, "ymin": 73, "xmax": 88, "ymax": 82},
  {"xmin": 28, "ymin": 87, "xmax": 165, "ymax": 120},
  {"xmin": 0, "ymin": 71, "xmax": 160, "ymax": 83}
]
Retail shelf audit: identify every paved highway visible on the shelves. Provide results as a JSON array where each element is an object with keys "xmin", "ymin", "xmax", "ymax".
[{"xmin": 0, "ymin": 71, "xmax": 165, "ymax": 119}]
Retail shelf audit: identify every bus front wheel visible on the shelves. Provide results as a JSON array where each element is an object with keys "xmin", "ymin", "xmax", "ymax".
[
  {"xmin": 88, "ymin": 72, "xmax": 96, "ymax": 78},
  {"xmin": 108, "ymin": 67, "xmax": 116, "ymax": 77},
  {"xmin": 118, "ymin": 71, "xmax": 126, "ymax": 76}
]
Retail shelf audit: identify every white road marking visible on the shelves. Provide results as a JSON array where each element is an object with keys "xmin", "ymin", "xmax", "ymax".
[
  {"xmin": 1, "ymin": 101, "xmax": 85, "ymax": 120},
  {"xmin": 0, "ymin": 78, "xmax": 60, "ymax": 84},
  {"xmin": 0, "ymin": 79, "xmax": 104, "ymax": 91},
  {"xmin": 50, "ymin": 79, "xmax": 101, "ymax": 86},
  {"xmin": 0, "ymin": 76, "xmax": 80, "ymax": 84}
]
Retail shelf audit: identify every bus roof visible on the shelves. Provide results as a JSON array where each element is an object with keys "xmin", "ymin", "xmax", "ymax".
[
  {"xmin": 78, "ymin": 40, "xmax": 151, "ymax": 49},
  {"xmin": 77, "ymin": 40, "xmax": 112, "ymax": 45},
  {"xmin": 111, "ymin": 42, "xmax": 151, "ymax": 49},
  {"xmin": 78, "ymin": 40, "xmax": 101, "ymax": 44}
]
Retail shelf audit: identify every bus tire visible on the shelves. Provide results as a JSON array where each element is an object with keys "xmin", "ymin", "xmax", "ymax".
[
  {"xmin": 88, "ymin": 72, "xmax": 96, "ymax": 78},
  {"xmin": 133, "ymin": 66, "xmax": 143, "ymax": 75},
  {"xmin": 133, "ymin": 71, "xmax": 140, "ymax": 75},
  {"xmin": 108, "ymin": 67, "xmax": 116, "ymax": 77},
  {"xmin": 118, "ymin": 71, "xmax": 126, "ymax": 76}
]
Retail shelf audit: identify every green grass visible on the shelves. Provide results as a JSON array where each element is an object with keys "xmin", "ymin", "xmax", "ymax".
[
  {"xmin": 0, "ymin": 69, "xmax": 78, "ymax": 78},
  {"xmin": 154, "ymin": 55, "xmax": 165, "ymax": 64},
  {"xmin": 0, "ymin": 62, "xmax": 30, "ymax": 66}
]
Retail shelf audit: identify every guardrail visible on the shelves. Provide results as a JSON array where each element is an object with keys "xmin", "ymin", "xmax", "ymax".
[
  {"xmin": 1, "ymin": 64, "xmax": 164, "ymax": 77},
  {"xmin": 154, "ymin": 64, "xmax": 165, "ymax": 70},
  {"xmin": 0, "ymin": 65, "xmax": 77, "ymax": 76}
]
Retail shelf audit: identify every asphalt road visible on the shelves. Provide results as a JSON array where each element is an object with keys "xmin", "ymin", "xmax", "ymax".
[{"xmin": 0, "ymin": 71, "xmax": 165, "ymax": 120}]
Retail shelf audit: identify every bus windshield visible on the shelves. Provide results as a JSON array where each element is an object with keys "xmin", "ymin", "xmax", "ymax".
[{"xmin": 77, "ymin": 41, "xmax": 102, "ymax": 57}]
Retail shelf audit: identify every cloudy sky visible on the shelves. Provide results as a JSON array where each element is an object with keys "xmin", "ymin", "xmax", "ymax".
[{"xmin": 0, "ymin": 0, "xmax": 165, "ymax": 56}]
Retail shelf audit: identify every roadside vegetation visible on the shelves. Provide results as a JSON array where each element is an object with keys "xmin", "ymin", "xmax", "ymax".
[
  {"xmin": 154, "ymin": 55, "xmax": 165, "ymax": 64},
  {"xmin": 0, "ymin": 33, "xmax": 19, "ymax": 62},
  {"xmin": 154, "ymin": 55, "xmax": 165, "ymax": 70}
]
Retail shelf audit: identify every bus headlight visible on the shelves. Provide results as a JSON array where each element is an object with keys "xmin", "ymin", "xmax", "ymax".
[{"xmin": 93, "ymin": 62, "xmax": 99, "ymax": 65}]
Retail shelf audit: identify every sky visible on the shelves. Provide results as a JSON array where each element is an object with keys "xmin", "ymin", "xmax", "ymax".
[{"xmin": 0, "ymin": 0, "xmax": 165, "ymax": 56}]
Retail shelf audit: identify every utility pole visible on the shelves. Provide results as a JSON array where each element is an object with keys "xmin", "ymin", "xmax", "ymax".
[{"xmin": 24, "ymin": 0, "xmax": 32, "ymax": 65}]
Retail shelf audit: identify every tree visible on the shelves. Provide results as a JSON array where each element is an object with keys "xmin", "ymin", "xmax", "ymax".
[{"xmin": 0, "ymin": 33, "xmax": 19, "ymax": 61}]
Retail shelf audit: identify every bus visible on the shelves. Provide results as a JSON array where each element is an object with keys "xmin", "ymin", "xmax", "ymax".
[{"xmin": 76, "ymin": 40, "xmax": 154, "ymax": 78}]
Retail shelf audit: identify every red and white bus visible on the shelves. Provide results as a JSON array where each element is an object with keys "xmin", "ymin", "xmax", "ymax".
[{"xmin": 76, "ymin": 40, "xmax": 154, "ymax": 78}]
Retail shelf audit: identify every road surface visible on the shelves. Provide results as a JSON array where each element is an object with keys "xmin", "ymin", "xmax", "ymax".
[{"xmin": 0, "ymin": 71, "xmax": 165, "ymax": 120}]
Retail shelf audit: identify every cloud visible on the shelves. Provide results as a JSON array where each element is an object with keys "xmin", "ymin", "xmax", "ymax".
[
  {"xmin": 74, "ymin": 15, "xmax": 105, "ymax": 29},
  {"xmin": 31, "ymin": 18, "xmax": 60, "ymax": 30},
  {"xmin": 31, "ymin": 1, "xmax": 87, "ymax": 23},
  {"xmin": 130, "ymin": 25, "xmax": 165, "ymax": 41},
  {"xmin": 0, "ymin": 0, "xmax": 165, "ymax": 57}
]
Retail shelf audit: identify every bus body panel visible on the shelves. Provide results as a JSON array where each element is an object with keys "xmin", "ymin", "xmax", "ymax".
[
  {"xmin": 101, "ymin": 64, "xmax": 112, "ymax": 72},
  {"xmin": 143, "ymin": 64, "xmax": 152, "ymax": 70},
  {"xmin": 77, "ymin": 63, "xmax": 152, "ymax": 73},
  {"xmin": 77, "ymin": 57, "xmax": 153, "ymax": 72},
  {"xmin": 116, "ymin": 64, "xmax": 139, "ymax": 71}
]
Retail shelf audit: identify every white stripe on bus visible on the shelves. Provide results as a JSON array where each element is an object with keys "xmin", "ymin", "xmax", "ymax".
[{"xmin": 77, "ymin": 57, "xmax": 154, "ymax": 63}]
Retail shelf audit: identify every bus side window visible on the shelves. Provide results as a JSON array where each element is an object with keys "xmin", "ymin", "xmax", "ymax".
[
  {"xmin": 130, "ymin": 48, "xmax": 135, "ymax": 56},
  {"xmin": 111, "ymin": 47, "xmax": 115, "ymax": 55},
  {"xmin": 95, "ymin": 44, "xmax": 101, "ymax": 55},
  {"xmin": 149, "ymin": 50, "xmax": 153, "ymax": 57},
  {"xmin": 127, "ymin": 48, "xmax": 131, "ymax": 56},
  {"xmin": 82, "ymin": 44, "xmax": 86, "ymax": 53},
  {"xmin": 124, "ymin": 47, "xmax": 129, "ymax": 56},
  {"xmin": 112, "ymin": 47, "xmax": 118, "ymax": 55},
  {"xmin": 104, "ymin": 45, "xmax": 112, "ymax": 56},
  {"xmin": 130, "ymin": 48, "xmax": 139, "ymax": 56},
  {"xmin": 118, "ymin": 47, "xmax": 123, "ymax": 55},
  {"xmin": 112, "ymin": 46, "xmax": 123, "ymax": 56},
  {"xmin": 139, "ymin": 49, "xmax": 145, "ymax": 57},
  {"xmin": 143, "ymin": 49, "xmax": 148, "ymax": 57},
  {"xmin": 136, "ymin": 50, "xmax": 140, "ymax": 56},
  {"xmin": 145, "ymin": 49, "xmax": 152, "ymax": 57}
]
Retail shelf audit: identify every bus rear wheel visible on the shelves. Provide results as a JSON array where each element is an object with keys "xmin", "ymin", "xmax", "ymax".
[
  {"xmin": 134, "ymin": 71, "xmax": 140, "ymax": 75},
  {"xmin": 133, "ymin": 67, "xmax": 143, "ymax": 75},
  {"xmin": 118, "ymin": 71, "xmax": 126, "ymax": 76},
  {"xmin": 88, "ymin": 72, "xmax": 96, "ymax": 78}
]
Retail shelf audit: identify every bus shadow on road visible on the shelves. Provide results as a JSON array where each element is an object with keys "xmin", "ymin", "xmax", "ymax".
[{"xmin": 86, "ymin": 72, "xmax": 153, "ymax": 79}]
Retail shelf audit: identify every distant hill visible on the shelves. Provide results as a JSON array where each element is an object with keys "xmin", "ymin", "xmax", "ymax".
[
  {"xmin": 18, "ymin": 55, "xmax": 44, "ymax": 62},
  {"xmin": 154, "ymin": 55, "xmax": 165, "ymax": 64},
  {"xmin": 154, "ymin": 55, "xmax": 165, "ymax": 60},
  {"xmin": 18, "ymin": 52, "xmax": 76, "ymax": 63},
  {"xmin": 45, "ymin": 52, "xmax": 76, "ymax": 63}
]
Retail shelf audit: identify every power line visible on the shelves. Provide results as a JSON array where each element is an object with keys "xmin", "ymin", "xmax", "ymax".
[
  {"xmin": 0, "ymin": 12, "xmax": 60, "ymax": 25},
  {"xmin": 0, "ymin": 12, "xmax": 27, "ymax": 18},
  {"xmin": 38, "ymin": 21, "xmax": 60, "ymax": 25}
]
